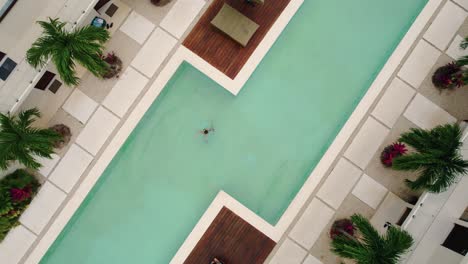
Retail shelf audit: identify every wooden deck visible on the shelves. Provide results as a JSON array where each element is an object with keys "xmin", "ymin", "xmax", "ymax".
[
  {"xmin": 183, "ymin": 0, "xmax": 291, "ymax": 79},
  {"xmin": 184, "ymin": 207, "xmax": 276, "ymax": 264}
]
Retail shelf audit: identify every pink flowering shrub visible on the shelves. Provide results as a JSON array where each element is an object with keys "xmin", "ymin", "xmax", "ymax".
[{"xmin": 380, "ymin": 142, "xmax": 407, "ymax": 167}]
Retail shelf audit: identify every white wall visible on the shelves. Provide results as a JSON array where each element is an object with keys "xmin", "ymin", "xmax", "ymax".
[
  {"xmin": 0, "ymin": 0, "xmax": 67, "ymax": 62},
  {"xmin": 405, "ymin": 176, "xmax": 468, "ymax": 264},
  {"xmin": 0, "ymin": 0, "xmax": 97, "ymax": 113},
  {"xmin": 428, "ymin": 246, "xmax": 464, "ymax": 264}
]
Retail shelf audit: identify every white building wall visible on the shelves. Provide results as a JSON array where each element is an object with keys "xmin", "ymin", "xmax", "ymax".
[
  {"xmin": 0, "ymin": 0, "xmax": 97, "ymax": 113},
  {"xmin": 404, "ymin": 173, "xmax": 468, "ymax": 264}
]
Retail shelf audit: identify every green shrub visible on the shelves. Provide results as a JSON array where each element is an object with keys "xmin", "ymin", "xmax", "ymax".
[{"xmin": 0, "ymin": 170, "xmax": 40, "ymax": 242}]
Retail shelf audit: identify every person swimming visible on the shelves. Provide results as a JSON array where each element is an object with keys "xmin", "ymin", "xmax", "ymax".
[{"xmin": 201, "ymin": 127, "xmax": 215, "ymax": 135}]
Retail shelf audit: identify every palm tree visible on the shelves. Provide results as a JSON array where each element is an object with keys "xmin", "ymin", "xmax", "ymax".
[
  {"xmin": 0, "ymin": 108, "xmax": 62, "ymax": 170},
  {"xmin": 26, "ymin": 18, "xmax": 110, "ymax": 86},
  {"xmin": 331, "ymin": 214, "xmax": 413, "ymax": 264},
  {"xmin": 392, "ymin": 123, "xmax": 468, "ymax": 193}
]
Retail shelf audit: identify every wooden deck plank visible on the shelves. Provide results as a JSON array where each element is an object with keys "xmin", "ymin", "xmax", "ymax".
[
  {"xmin": 183, "ymin": 0, "xmax": 290, "ymax": 79},
  {"xmin": 184, "ymin": 207, "xmax": 276, "ymax": 264}
]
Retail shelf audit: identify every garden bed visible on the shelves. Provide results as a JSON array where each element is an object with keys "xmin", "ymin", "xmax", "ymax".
[{"xmin": 0, "ymin": 170, "xmax": 40, "ymax": 241}]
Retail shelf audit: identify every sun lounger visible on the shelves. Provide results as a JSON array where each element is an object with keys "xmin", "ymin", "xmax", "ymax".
[{"xmin": 211, "ymin": 3, "xmax": 259, "ymax": 47}]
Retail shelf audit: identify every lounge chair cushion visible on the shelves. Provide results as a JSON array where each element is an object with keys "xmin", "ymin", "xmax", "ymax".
[{"xmin": 211, "ymin": 3, "xmax": 259, "ymax": 47}]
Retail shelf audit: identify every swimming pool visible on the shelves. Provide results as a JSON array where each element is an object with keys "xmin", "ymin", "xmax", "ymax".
[{"xmin": 41, "ymin": 0, "xmax": 428, "ymax": 263}]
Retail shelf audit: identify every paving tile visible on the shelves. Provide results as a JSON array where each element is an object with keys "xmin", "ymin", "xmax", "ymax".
[
  {"xmin": 0, "ymin": 225, "xmax": 36, "ymax": 264},
  {"xmin": 303, "ymin": 255, "xmax": 323, "ymax": 264},
  {"xmin": 372, "ymin": 78, "xmax": 415, "ymax": 128},
  {"xmin": 102, "ymin": 67, "xmax": 149, "ymax": 118},
  {"xmin": 160, "ymin": 0, "xmax": 205, "ymax": 38},
  {"xmin": 404, "ymin": 93, "xmax": 457, "ymax": 129},
  {"xmin": 62, "ymin": 89, "xmax": 98, "ymax": 124},
  {"xmin": 48, "ymin": 144, "xmax": 93, "ymax": 193},
  {"xmin": 289, "ymin": 198, "xmax": 335, "ymax": 249},
  {"xmin": 398, "ymin": 40, "xmax": 441, "ymax": 89},
  {"xmin": 76, "ymin": 107, "xmax": 120, "ymax": 156},
  {"xmin": 20, "ymin": 182, "xmax": 66, "ymax": 234},
  {"xmin": 269, "ymin": 238, "xmax": 307, "ymax": 264},
  {"xmin": 316, "ymin": 158, "xmax": 362, "ymax": 209},
  {"xmin": 446, "ymin": 35, "xmax": 468, "ymax": 60},
  {"xmin": 424, "ymin": 1, "xmax": 467, "ymax": 50},
  {"xmin": 131, "ymin": 27, "xmax": 177, "ymax": 78},
  {"xmin": 454, "ymin": 0, "xmax": 468, "ymax": 10},
  {"xmin": 344, "ymin": 117, "xmax": 390, "ymax": 169},
  {"xmin": 364, "ymin": 118, "xmax": 423, "ymax": 202},
  {"xmin": 418, "ymin": 54, "xmax": 468, "ymax": 121},
  {"xmin": 119, "ymin": 11, "xmax": 155, "ymax": 44},
  {"xmin": 352, "ymin": 174, "xmax": 388, "ymax": 209},
  {"xmin": 37, "ymin": 154, "xmax": 61, "ymax": 177}
]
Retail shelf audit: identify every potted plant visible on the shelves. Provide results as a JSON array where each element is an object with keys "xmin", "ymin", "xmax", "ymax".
[
  {"xmin": 331, "ymin": 214, "xmax": 413, "ymax": 264},
  {"xmin": 150, "ymin": 0, "xmax": 172, "ymax": 7},
  {"xmin": 392, "ymin": 123, "xmax": 468, "ymax": 193},
  {"xmin": 0, "ymin": 108, "xmax": 62, "ymax": 170},
  {"xmin": 380, "ymin": 142, "xmax": 407, "ymax": 167},
  {"xmin": 432, "ymin": 36, "xmax": 468, "ymax": 89},
  {"xmin": 102, "ymin": 52, "xmax": 123, "ymax": 79},
  {"xmin": 27, "ymin": 18, "xmax": 110, "ymax": 86},
  {"xmin": 432, "ymin": 62, "xmax": 465, "ymax": 89},
  {"xmin": 330, "ymin": 218, "xmax": 355, "ymax": 240},
  {"xmin": 0, "ymin": 170, "xmax": 40, "ymax": 242},
  {"xmin": 49, "ymin": 124, "xmax": 72, "ymax": 149}
]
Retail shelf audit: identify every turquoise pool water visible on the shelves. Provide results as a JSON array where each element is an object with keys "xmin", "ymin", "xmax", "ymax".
[{"xmin": 42, "ymin": 0, "xmax": 427, "ymax": 263}]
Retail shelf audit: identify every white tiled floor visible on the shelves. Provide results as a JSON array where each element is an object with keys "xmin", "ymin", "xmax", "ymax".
[
  {"xmin": 37, "ymin": 154, "xmax": 61, "ymax": 177},
  {"xmin": 102, "ymin": 67, "xmax": 149, "ymax": 118},
  {"xmin": 0, "ymin": 226, "xmax": 36, "ymax": 264},
  {"xmin": 424, "ymin": 1, "xmax": 467, "ymax": 50},
  {"xmin": 289, "ymin": 198, "xmax": 335, "ymax": 249},
  {"xmin": 303, "ymin": 255, "xmax": 323, "ymax": 264},
  {"xmin": 397, "ymin": 40, "xmax": 441, "ymax": 89},
  {"xmin": 269, "ymin": 238, "xmax": 307, "ymax": 264},
  {"xmin": 446, "ymin": 35, "xmax": 468, "ymax": 60},
  {"xmin": 344, "ymin": 117, "xmax": 390, "ymax": 169},
  {"xmin": 404, "ymin": 94, "xmax": 457, "ymax": 129},
  {"xmin": 131, "ymin": 28, "xmax": 177, "ymax": 78},
  {"xmin": 119, "ymin": 11, "xmax": 155, "ymax": 44},
  {"xmin": 19, "ymin": 182, "xmax": 66, "ymax": 234},
  {"xmin": 316, "ymin": 158, "xmax": 362, "ymax": 209},
  {"xmin": 160, "ymin": 0, "xmax": 205, "ymax": 38},
  {"xmin": 372, "ymin": 78, "xmax": 415, "ymax": 128},
  {"xmin": 76, "ymin": 107, "xmax": 120, "ymax": 156},
  {"xmin": 62, "ymin": 89, "xmax": 98, "ymax": 124},
  {"xmin": 48, "ymin": 144, "xmax": 93, "ymax": 193},
  {"xmin": 454, "ymin": 0, "xmax": 468, "ymax": 10},
  {"xmin": 352, "ymin": 174, "xmax": 388, "ymax": 209}
]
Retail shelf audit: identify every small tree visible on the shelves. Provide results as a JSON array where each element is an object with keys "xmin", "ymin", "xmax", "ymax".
[
  {"xmin": 0, "ymin": 108, "xmax": 61, "ymax": 170},
  {"xmin": 27, "ymin": 18, "xmax": 110, "ymax": 86},
  {"xmin": 392, "ymin": 123, "xmax": 468, "ymax": 193},
  {"xmin": 331, "ymin": 214, "xmax": 413, "ymax": 264}
]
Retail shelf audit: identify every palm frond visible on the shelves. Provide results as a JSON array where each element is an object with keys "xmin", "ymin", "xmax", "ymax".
[
  {"xmin": 394, "ymin": 123, "xmax": 468, "ymax": 193},
  {"xmin": 27, "ymin": 17, "xmax": 110, "ymax": 86},
  {"xmin": 0, "ymin": 109, "xmax": 61, "ymax": 169},
  {"xmin": 330, "ymin": 214, "xmax": 413, "ymax": 264}
]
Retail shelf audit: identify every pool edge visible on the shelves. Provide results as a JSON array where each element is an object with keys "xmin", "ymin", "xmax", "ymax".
[{"xmin": 23, "ymin": 0, "xmax": 442, "ymax": 263}]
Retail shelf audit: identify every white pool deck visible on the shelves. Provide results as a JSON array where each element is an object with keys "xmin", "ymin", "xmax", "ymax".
[{"xmin": 1, "ymin": 0, "xmax": 467, "ymax": 263}]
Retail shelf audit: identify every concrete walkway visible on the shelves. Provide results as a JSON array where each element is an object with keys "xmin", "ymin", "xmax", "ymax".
[{"xmin": 267, "ymin": 0, "xmax": 468, "ymax": 263}]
